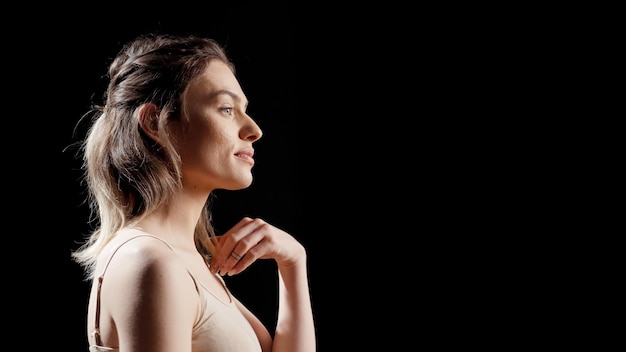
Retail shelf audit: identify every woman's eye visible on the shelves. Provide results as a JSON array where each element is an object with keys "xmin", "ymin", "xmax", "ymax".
[{"xmin": 221, "ymin": 107, "xmax": 233, "ymax": 115}]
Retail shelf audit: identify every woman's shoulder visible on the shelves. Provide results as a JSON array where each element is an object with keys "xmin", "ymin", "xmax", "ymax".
[
  {"xmin": 89, "ymin": 229, "xmax": 200, "ymax": 348},
  {"xmin": 95, "ymin": 229, "xmax": 187, "ymax": 285},
  {"xmin": 110, "ymin": 229, "xmax": 174, "ymax": 255}
]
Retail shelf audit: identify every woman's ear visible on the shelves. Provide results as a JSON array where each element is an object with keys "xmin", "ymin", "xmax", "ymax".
[{"xmin": 137, "ymin": 103, "xmax": 162, "ymax": 145}]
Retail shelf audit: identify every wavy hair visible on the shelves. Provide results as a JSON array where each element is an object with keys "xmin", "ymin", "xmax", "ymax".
[{"xmin": 71, "ymin": 33, "xmax": 234, "ymax": 280}]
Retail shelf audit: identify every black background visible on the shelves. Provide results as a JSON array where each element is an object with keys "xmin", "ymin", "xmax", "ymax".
[
  {"xmin": 18, "ymin": 3, "xmax": 335, "ymax": 350},
  {"xmin": 8, "ymin": 4, "xmax": 571, "ymax": 349},
  {"xmin": 6, "ymin": 3, "xmax": 419, "ymax": 350}
]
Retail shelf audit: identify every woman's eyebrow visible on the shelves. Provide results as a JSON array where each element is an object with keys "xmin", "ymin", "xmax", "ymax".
[
  {"xmin": 209, "ymin": 89, "xmax": 248, "ymax": 107},
  {"xmin": 210, "ymin": 90, "xmax": 240, "ymax": 101}
]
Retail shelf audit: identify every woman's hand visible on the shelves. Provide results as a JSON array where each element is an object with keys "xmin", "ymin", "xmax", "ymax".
[{"xmin": 210, "ymin": 217, "xmax": 306, "ymax": 276}]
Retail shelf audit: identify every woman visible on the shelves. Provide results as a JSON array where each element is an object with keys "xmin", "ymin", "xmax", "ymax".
[{"xmin": 71, "ymin": 33, "xmax": 316, "ymax": 352}]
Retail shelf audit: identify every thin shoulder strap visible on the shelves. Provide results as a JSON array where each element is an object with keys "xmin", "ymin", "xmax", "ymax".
[{"xmin": 92, "ymin": 234, "xmax": 174, "ymax": 346}]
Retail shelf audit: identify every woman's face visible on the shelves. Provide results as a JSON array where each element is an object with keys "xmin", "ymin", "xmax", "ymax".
[{"xmin": 174, "ymin": 60, "xmax": 263, "ymax": 193}]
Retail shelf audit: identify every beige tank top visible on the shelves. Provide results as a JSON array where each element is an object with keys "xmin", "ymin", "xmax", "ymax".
[{"xmin": 89, "ymin": 234, "xmax": 262, "ymax": 352}]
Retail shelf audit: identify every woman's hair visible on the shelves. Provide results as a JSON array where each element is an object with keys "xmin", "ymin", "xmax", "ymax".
[{"xmin": 72, "ymin": 33, "xmax": 234, "ymax": 280}]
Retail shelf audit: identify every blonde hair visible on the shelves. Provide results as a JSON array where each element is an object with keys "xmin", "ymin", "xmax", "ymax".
[{"xmin": 72, "ymin": 33, "xmax": 234, "ymax": 280}]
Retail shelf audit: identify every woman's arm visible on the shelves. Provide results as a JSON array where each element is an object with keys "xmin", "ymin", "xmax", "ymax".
[
  {"xmin": 103, "ymin": 237, "xmax": 199, "ymax": 352},
  {"xmin": 273, "ymin": 246, "xmax": 316, "ymax": 352},
  {"xmin": 211, "ymin": 217, "xmax": 316, "ymax": 352}
]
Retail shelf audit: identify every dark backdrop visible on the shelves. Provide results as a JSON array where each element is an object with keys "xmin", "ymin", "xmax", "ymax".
[
  {"xmin": 20, "ymin": 4, "xmax": 328, "ymax": 351},
  {"xmin": 5, "ymin": 3, "xmax": 410, "ymax": 350},
  {"xmin": 7, "ymin": 4, "xmax": 557, "ymax": 349}
]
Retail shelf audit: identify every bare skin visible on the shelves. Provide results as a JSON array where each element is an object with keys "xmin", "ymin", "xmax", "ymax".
[{"xmin": 86, "ymin": 60, "xmax": 315, "ymax": 352}]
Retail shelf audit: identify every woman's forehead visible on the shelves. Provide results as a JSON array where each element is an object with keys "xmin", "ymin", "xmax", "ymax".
[{"xmin": 186, "ymin": 61, "xmax": 247, "ymax": 104}]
